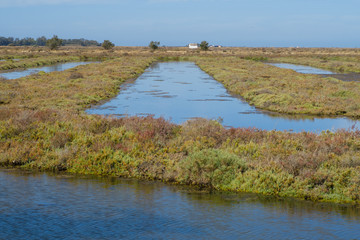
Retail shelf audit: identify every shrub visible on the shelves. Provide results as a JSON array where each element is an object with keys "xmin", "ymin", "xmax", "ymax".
[
  {"xmin": 120, "ymin": 116, "xmax": 177, "ymax": 142},
  {"xmin": 181, "ymin": 118, "xmax": 226, "ymax": 145},
  {"xmin": 69, "ymin": 72, "xmax": 84, "ymax": 79},
  {"xmin": 102, "ymin": 40, "xmax": 115, "ymax": 50},
  {"xmin": 46, "ymin": 35, "xmax": 63, "ymax": 50},
  {"xmin": 149, "ymin": 41, "xmax": 160, "ymax": 50},
  {"xmin": 51, "ymin": 132, "xmax": 73, "ymax": 149},
  {"xmin": 200, "ymin": 41, "xmax": 209, "ymax": 51},
  {"xmin": 179, "ymin": 149, "xmax": 247, "ymax": 188}
]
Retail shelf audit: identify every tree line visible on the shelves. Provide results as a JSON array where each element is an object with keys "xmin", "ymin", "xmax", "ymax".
[{"xmin": 0, "ymin": 36, "xmax": 101, "ymax": 47}]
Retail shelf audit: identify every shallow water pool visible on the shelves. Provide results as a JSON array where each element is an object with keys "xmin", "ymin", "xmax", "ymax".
[
  {"xmin": 268, "ymin": 63, "xmax": 335, "ymax": 74},
  {"xmin": 87, "ymin": 62, "xmax": 358, "ymax": 132},
  {"xmin": 0, "ymin": 61, "xmax": 98, "ymax": 80}
]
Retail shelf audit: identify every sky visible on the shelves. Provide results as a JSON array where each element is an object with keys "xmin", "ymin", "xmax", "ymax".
[{"xmin": 0, "ymin": 0, "xmax": 359, "ymax": 47}]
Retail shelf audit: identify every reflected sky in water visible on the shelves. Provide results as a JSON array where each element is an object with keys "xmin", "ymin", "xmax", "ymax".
[
  {"xmin": 0, "ymin": 61, "xmax": 98, "ymax": 80},
  {"xmin": 0, "ymin": 170, "xmax": 359, "ymax": 240},
  {"xmin": 87, "ymin": 62, "xmax": 358, "ymax": 132},
  {"xmin": 268, "ymin": 63, "xmax": 335, "ymax": 74}
]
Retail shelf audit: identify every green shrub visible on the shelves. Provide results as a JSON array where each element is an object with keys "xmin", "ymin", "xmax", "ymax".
[
  {"xmin": 46, "ymin": 35, "xmax": 63, "ymax": 50},
  {"xmin": 179, "ymin": 149, "xmax": 247, "ymax": 188},
  {"xmin": 149, "ymin": 41, "xmax": 160, "ymax": 50},
  {"xmin": 102, "ymin": 40, "xmax": 115, "ymax": 50},
  {"xmin": 200, "ymin": 41, "xmax": 209, "ymax": 51}
]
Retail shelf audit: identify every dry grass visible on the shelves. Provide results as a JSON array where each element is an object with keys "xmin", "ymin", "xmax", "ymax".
[
  {"xmin": 2, "ymin": 45, "xmax": 360, "ymax": 59},
  {"xmin": 0, "ymin": 56, "xmax": 81, "ymax": 71},
  {"xmin": 191, "ymin": 56, "xmax": 360, "ymax": 117},
  {"xmin": 0, "ymin": 56, "xmax": 155, "ymax": 111}
]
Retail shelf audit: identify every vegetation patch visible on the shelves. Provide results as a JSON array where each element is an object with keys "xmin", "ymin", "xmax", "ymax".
[
  {"xmin": 0, "ymin": 56, "xmax": 81, "ymax": 71},
  {"xmin": 1, "ymin": 47, "xmax": 360, "ymax": 204},
  {"xmin": 0, "ymin": 56, "xmax": 155, "ymax": 111},
  {"xmin": 1, "ymin": 111, "xmax": 360, "ymax": 204},
  {"xmin": 191, "ymin": 56, "xmax": 360, "ymax": 117}
]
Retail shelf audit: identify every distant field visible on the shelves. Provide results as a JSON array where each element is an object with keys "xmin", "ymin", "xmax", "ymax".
[{"xmin": 2, "ymin": 45, "xmax": 360, "ymax": 58}]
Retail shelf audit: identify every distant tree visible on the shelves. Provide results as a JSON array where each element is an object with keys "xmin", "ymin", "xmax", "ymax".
[
  {"xmin": 13, "ymin": 38, "xmax": 20, "ymax": 46},
  {"xmin": 0, "ymin": 37, "xmax": 13, "ymax": 46},
  {"xmin": 149, "ymin": 41, "xmax": 160, "ymax": 50},
  {"xmin": 0, "ymin": 36, "xmax": 100, "ymax": 47},
  {"xmin": 200, "ymin": 41, "xmax": 209, "ymax": 51},
  {"xmin": 102, "ymin": 40, "xmax": 115, "ymax": 50},
  {"xmin": 46, "ymin": 35, "xmax": 63, "ymax": 50},
  {"xmin": 64, "ymin": 38, "xmax": 100, "ymax": 46},
  {"xmin": 18, "ymin": 37, "xmax": 36, "ymax": 46},
  {"xmin": 36, "ymin": 36, "xmax": 47, "ymax": 46}
]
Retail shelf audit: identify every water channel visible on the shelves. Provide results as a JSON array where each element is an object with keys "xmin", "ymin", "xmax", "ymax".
[
  {"xmin": 1, "ymin": 169, "xmax": 359, "ymax": 240},
  {"xmin": 0, "ymin": 61, "xmax": 98, "ymax": 80},
  {"xmin": 268, "ymin": 63, "xmax": 335, "ymax": 74},
  {"xmin": 87, "ymin": 62, "xmax": 358, "ymax": 132},
  {"xmin": 268, "ymin": 62, "xmax": 360, "ymax": 82},
  {"xmin": 0, "ymin": 59, "xmax": 20, "ymax": 62}
]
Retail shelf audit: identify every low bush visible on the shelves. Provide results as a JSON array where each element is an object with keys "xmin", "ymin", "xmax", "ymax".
[
  {"xmin": 69, "ymin": 72, "xmax": 84, "ymax": 79},
  {"xmin": 179, "ymin": 149, "xmax": 247, "ymax": 188}
]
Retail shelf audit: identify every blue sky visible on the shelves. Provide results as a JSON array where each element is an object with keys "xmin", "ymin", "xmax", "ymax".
[{"xmin": 0, "ymin": 0, "xmax": 359, "ymax": 47}]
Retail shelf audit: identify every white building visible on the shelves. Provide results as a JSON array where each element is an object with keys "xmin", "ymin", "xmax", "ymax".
[{"xmin": 188, "ymin": 43, "xmax": 199, "ymax": 49}]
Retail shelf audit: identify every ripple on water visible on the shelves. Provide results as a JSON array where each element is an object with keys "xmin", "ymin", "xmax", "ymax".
[
  {"xmin": 86, "ymin": 62, "xmax": 360, "ymax": 132},
  {"xmin": 0, "ymin": 61, "xmax": 99, "ymax": 80},
  {"xmin": 0, "ymin": 170, "xmax": 359, "ymax": 239},
  {"xmin": 268, "ymin": 63, "xmax": 335, "ymax": 74}
]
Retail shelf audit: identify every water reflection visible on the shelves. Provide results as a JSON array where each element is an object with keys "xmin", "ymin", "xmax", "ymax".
[
  {"xmin": 268, "ymin": 63, "xmax": 335, "ymax": 74},
  {"xmin": 0, "ymin": 61, "xmax": 98, "ymax": 80},
  {"xmin": 0, "ymin": 170, "xmax": 359, "ymax": 239},
  {"xmin": 0, "ymin": 59, "xmax": 20, "ymax": 62},
  {"xmin": 87, "ymin": 62, "xmax": 359, "ymax": 132}
]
